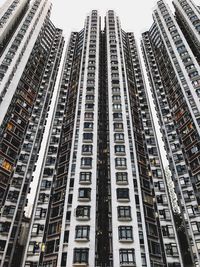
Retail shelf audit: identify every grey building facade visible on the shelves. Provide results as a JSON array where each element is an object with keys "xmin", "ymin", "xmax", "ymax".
[
  {"xmin": 0, "ymin": 1, "xmax": 186, "ymax": 267},
  {"xmin": 0, "ymin": 0, "xmax": 64, "ymax": 266},
  {"xmin": 142, "ymin": 0, "xmax": 200, "ymax": 266},
  {"xmin": 22, "ymin": 9, "xmax": 182, "ymax": 267}
]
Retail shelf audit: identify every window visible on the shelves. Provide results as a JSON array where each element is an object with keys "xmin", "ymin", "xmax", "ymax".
[
  {"xmin": 61, "ymin": 252, "xmax": 67, "ymax": 267},
  {"xmin": 114, "ymin": 123, "xmax": 123, "ymax": 131},
  {"xmin": 189, "ymin": 71, "xmax": 198, "ymax": 78},
  {"xmin": 7, "ymin": 122, "xmax": 14, "ymax": 131},
  {"xmin": 87, "ymin": 79, "xmax": 95, "ymax": 85},
  {"xmin": 0, "ymin": 222, "xmax": 10, "ymax": 233},
  {"xmin": 32, "ymin": 224, "xmax": 44, "ymax": 235},
  {"xmin": 0, "ymin": 240, "xmax": 6, "ymax": 251},
  {"xmin": 112, "ymin": 87, "xmax": 120, "ymax": 93},
  {"xmin": 86, "ymin": 95, "xmax": 94, "ymax": 101},
  {"xmin": 85, "ymin": 103, "xmax": 94, "ymax": 110},
  {"xmin": 112, "ymin": 79, "xmax": 119, "ymax": 85},
  {"xmin": 117, "ymin": 206, "xmax": 131, "ymax": 220},
  {"xmin": 41, "ymin": 180, "xmax": 51, "ymax": 189},
  {"xmin": 148, "ymin": 223, "xmax": 158, "ymax": 236},
  {"xmin": 81, "ymin": 157, "xmax": 92, "ymax": 168},
  {"xmin": 113, "ymin": 104, "xmax": 122, "ymax": 110},
  {"xmin": 116, "ymin": 172, "xmax": 128, "ymax": 184},
  {"xmin": 28, "ymin": 241, "xmax": 41, "ymax": 254},
  {"xmin": 156, "ymin": 194, "xmax": 167, "ymax": 204},
  {"xmin": 112, "ymin": 95, "xmax": 121, "ymax": 101},
  {"xmin": 162, "ymin": 225, "xmax": 174, "ymax": 236},
  {"xmin": 197, "ymin": 242, "xmax": 200, "ymax": 251},
  {"xmin": 11, "ymin": 177, "xmax": 22, "ymax": 188},
  {"xmin": 117, "ymin": 188, "xmax": 129, "ymax": 200},
  {"xmin": 115, "ymin": 158, "xmax": 127, "ymax": 168},
  {"xmin": 179, "ymin": 176, "xmax": 190, "ymax": 186},
  {"xmin": 51, "ymin": 206, "xmax": 59, "ymax": 218},
  {"xmin": 177, "ymin": 45, "xmax": 185, "ymax": 53},
  {"xmin": 73, "ymin": 248, "xmax": 89, "ymax": 264},
  {"xmin": 38, "ymin": 193, "xmax": 49, "ymax": 203},
  {"xmin": 154, "ymin": 181, "xmax": 165, "ymax": 191},
  {"xmin": 53, "ymin": 191, "xmax": 62, "ymax": 202},
  {"xmin": 114, "ymin": 133, "xmax": 124, "ymax": 142},
  {"xmin": 75, "ymin": 226, "xmax": 90, "ymax": 240},
  {"xmin": 46, "ymin": 240, "xmax": 56, "ymax": 254},
  {"xmin": 176, "ymin": 164, "xmax": 186, "ymax": 175},
  {"xmin": 118, "ymin": 226, "xmax": 133, "ymax": 241},
  {"xmin": 46, "ymin": 156, "xmax": 56, "ymax": 166},
  {"xmin": 82, "ymin": 145, "xmax": 93, "ymax": 154},
  {"xmin": 186, "ymin": 64, "xmax": 195, "ymax": 71},
  {"xmin": 84, "ymin": 112, "xmax": 94, "ymax": 120},
  {"xmin": 165, "ymin": 243, "xmax": 178, "ymax": 255},
  {"xmin": 146, "ymin": 207, "xmax": 155, "ymax": 219},
  {"xmin": 16, "ymin": 165, "xmax": 26, "ymax": 174},
  {"xmin": 80, "ymin": 172, "xmax": 91, "ymax": 183},
  {"xmin": 7, "ymin": 190, "xmax": 19, "ymax": 201},
  {"xmin": 44, "ymin": 168, "xmax": 54, "ymax": 176},
  {"xmin": 119, "ymin": 249, "xmax": 135, "ymax": 265},
  {"xmin": 191, "ymin": 222, "xmax": 200, "ymax": 232},
  {"xmin": 68, "ymin": 193, "xmax": 73, "ymax": 204},
  {"xmin": 151, "ymin": 241, "xmax": 161, "ymax": 255},
  {"xmin": 113, "ymin": 112, "xmax": 123, "ymax": 120},
  {"xmin": 148, "ymin": 147, "xmax": 158, "ymax": 156},
  {"xmin": 3, "ymin": 205, "xmax": 15, "ymax": 216},
  {"xmin": 83, "ymin": 133, "xmax": 93, "ymax": 142},
  {"xmin": 76, "ymin": 206, "xmax": 90, "ymax": 220},
  {"xmin": 84, "ymin": 122, "xmax": 93, "ymax": 130},
  {"xmin": 115, "ymin": 145, "xmax": 125, "ymax": 154},
  {"xmin": 143, "ymin": 179, "xmax": 150, "ymax": 189},
  {"xmin": 2, "ymin": 160, "xmax": 12, "ymax": 171},
  {"xmin": 78, "ymin": 188, "xmax": 91, "ymax": 200},
  {"xmin": 66, "ymin": 211, "xmax": 71, "ymax": 221},
  {"xmin": 35, "ymin": 208, "xmax": 46, "ymax": 219},
  {"xmin": 187, "ymin": 206, "xmax": 195, "ymax": 215},
  {"xmin": 159, "ymin": 209, "xmax": 170, "ymax": 220}
]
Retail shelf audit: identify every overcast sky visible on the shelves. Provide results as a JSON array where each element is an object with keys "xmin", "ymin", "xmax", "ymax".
[
  {"xmin": 50, "ymin": 0, "xmax": 175, "ymax": 40},
  {"xmin": 0, "ymin": 0, "xmax": 198, "ymax": 46}
]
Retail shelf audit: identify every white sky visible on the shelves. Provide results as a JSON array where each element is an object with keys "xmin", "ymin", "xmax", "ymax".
[
  {"xmin": 50, "ymin": 0, "xmax": 175, "ymax": 40},
  {"xmin": 0, "ymin": 0, "xmax": 198, "ymax": 38}
]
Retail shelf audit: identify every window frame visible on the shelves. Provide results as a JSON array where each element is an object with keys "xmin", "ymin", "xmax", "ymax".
[
  {"xmin": 75, "ymin": 225, "xmax": 90, "ymax": 240},
  {"xmin": 118, "ymin": 226, "xmax": 133, "ymax": 241},
  {"xmin": 73, "ymin": 248, "xmax": 89, "ymax": 264},
  {"xmin": 117, "ymin": 206, "xmax": 131, "ymax": 220},
  {"xmin": 119, "ymin": 249, "xmax": 135, "ymax": 265}
]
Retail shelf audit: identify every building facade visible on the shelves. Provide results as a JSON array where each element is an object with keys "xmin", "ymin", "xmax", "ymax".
[
  {"xmin": 173, "ymin": 0, "xmax": 200, "ymax": 63},
  {"xmin": 0, "ymin": 0, "xmax": 30, "ymax": 56},
  {"xmin": 21, "ymin": 9, "xmax": 183, "ymax": 267},
  {"xmin": 0, "ymin": 0, "xmax": 190, "ymax": 266},
  {"xmin": 142, "ymin": 0, "xmax": 200, "ymax": 266},
  {"xmin": 0, "ymin": 0, "xmax": 64, "ymax": 266}
]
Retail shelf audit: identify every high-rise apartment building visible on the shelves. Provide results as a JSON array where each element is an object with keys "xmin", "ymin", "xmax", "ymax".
[
  {"xmin": 173, "ymin": 0, "xmax": 200, "ymax": 63},
  {"xmin": 0, "ymin": 0, "xmax": 29, "ymax": 55},
  {"xmin": 142, "ymin": 0, "xmax": 200, "ymax": 266},
  {"xmin": 0, "ymin": 0, "xmax": 64, "ymax": 266},
  {"xmin": 19, "ymin": 9, "xmax": 183, "ymax": 267},
  {"xmin": 0, "ymin": 0, "xmax": 189, "ymax": 266}
]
